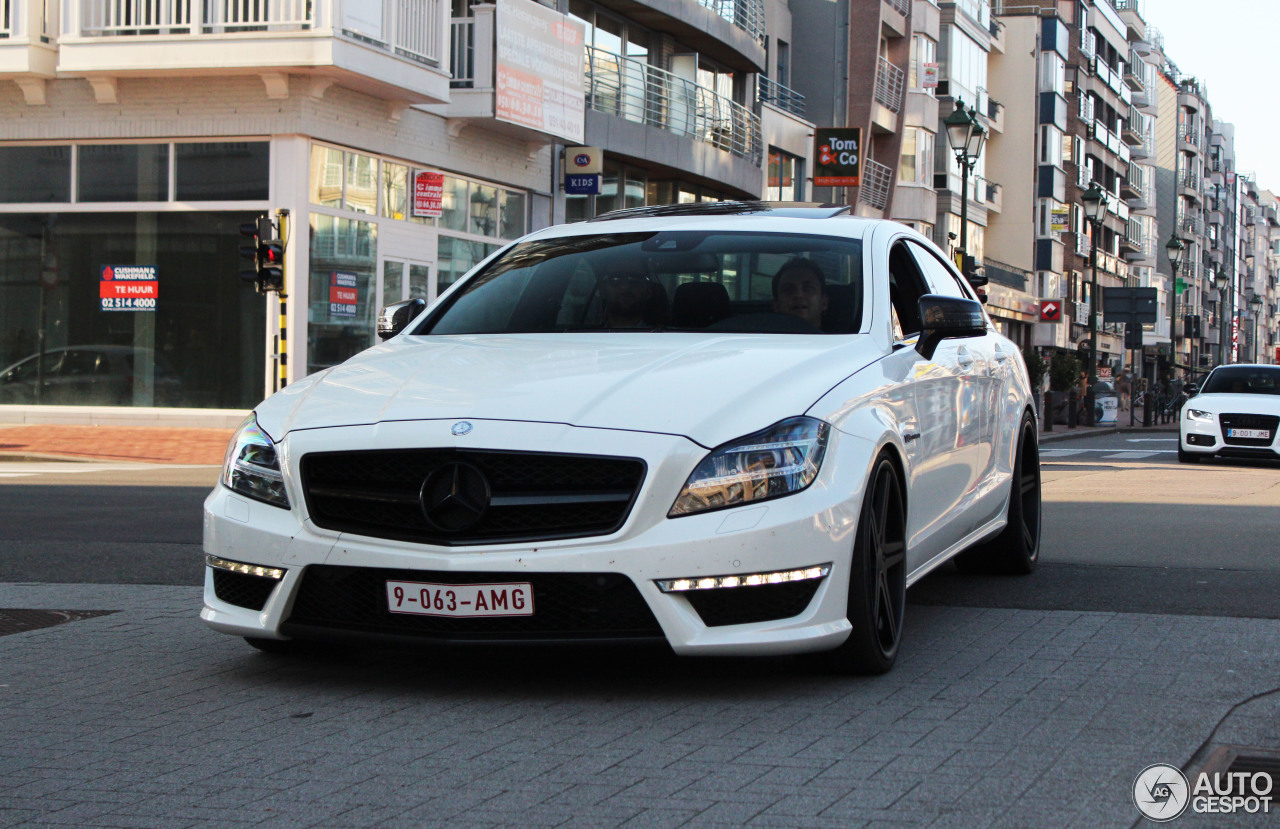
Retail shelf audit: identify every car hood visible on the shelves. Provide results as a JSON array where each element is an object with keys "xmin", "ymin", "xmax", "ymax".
[
  {"xmin": 1192, "ymin": 393, "xmax": 1280, "ymax": 415},
  {"xmin": 257, "ymin": 333, "xmax": 881, "ymax": 448}
]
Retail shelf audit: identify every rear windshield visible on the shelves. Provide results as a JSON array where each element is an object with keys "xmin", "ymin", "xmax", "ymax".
[
  {"xmin": 414, "ymin": 231, "xmax": 864, "ymax": 335},
  {"xmin": 1200, "ymin": 366, "xmax": 1280, "ymax": 395}
]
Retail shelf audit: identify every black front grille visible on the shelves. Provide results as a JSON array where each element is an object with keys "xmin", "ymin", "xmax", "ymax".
[
  {"xmin": 1219, "ymin": 413, "xmax": 1279, "ymax": 446},
  {"xmin": 684, "ymin": 580, "xmax": 823, "ymax": 627},
  {"xmin": 212, "ymin": 569, "xmax": 280, "ymax": 611},
  {"xmin": 283, "ymin": 565, "xmax": 664, "ymax": 641},
  {"xmin": 301, "ymin": 449, "xmax": 646, "ymax": 546}
]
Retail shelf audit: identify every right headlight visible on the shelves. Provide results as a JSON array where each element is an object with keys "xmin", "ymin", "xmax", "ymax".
[
  {"xmin": 669, "ymin": 416, "xmax": 830, "ymax": 517},
  {"xmin": 221, "ymin": 415, "xmax": 290, "ymax": 509},
  {"xmin": 1185, "ymin": 408, "xmax": 1214, "ymax": 423}
]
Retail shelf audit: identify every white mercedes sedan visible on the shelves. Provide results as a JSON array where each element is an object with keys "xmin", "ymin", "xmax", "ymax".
[
  {"xmin": 1180, "ymin": 364, "xmax": 1280, "ymax": 463},
  {"xmin": 202, "ymin": 203, "xmax": 1041, "ymax": 674}
]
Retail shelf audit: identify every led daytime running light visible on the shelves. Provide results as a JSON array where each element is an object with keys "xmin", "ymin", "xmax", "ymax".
[
  {"xmin": 1186, "ymin": 408, "xmax": 1214, "ymax": 422},
  {"xmin": 656, "ymin": 564, "xmax": 831, "ymax": 593},
  {"xmin": 206, "ymin": 555, "xmax": 285, "ymax": 581}
]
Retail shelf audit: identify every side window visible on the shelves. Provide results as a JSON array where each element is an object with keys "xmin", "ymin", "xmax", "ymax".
[
  {"xmin": 887, "ymin": 241, "xmax": 930, "ymax": 339},
  {"xmin": 906, "ymin": 240, "xmax": 975, "ymax": 300}
]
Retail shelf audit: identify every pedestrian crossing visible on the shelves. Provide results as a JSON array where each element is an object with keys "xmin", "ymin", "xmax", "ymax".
[{"xmin": 1040, "ymin": 447, "xmax": 1175, "ymax": 460}]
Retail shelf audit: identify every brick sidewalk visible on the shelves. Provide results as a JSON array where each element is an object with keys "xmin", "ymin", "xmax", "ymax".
[{"xmin": 0, "ymin": 425, "xmax": 233, "ymax": 465}]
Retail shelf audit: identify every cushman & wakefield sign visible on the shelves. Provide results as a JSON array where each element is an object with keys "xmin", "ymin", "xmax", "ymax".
[{"xmin": 813, "ymin": 128, "xmax": 862, "ymax": 187}]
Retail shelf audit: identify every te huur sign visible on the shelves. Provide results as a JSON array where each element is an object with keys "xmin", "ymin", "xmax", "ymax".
[{"xmin": 813, "ymin": 128, "xmax": 862, "ymax": 187}]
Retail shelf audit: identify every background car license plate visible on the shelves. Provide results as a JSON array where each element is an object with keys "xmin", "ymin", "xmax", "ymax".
[
  {"xmin": 386, "ymin": 580, "xmax": 533, "ymax": 617},
  {"xmin": 1227, "ymin": 428, "xmax": 1270, "ymax": 440}
]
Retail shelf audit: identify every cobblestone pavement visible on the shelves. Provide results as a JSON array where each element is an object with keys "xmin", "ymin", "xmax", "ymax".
[{"xmin": 2, "ymin": 583, "xmax": 1278, "ymax": 829}]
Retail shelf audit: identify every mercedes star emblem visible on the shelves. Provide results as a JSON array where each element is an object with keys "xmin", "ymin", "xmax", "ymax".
[
  {"xmin": 451, "ymin": 421, "xmax": 473, "ymax": 436},
  {"xmin": 420, "ymin": 462, "xmax": 490, "ymax": 533}
]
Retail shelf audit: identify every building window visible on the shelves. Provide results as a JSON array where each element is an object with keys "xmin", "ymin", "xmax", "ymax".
[
  {"xmin": 308, "ymin": 215, "xmax": 377, "ymax": 374},
  {"xmin": 1039, "ymin": 125, "xmax": 1063, "ymax": 168},
  {"xmin": 776, "ymin": 39, "xmax": 790, "ymax": 87},
  {"xmin": 0, "ymin": 147, "xmax": 71, "ymax": 203},
  {"xmin": 0, "ymin": 211, "xmax": 266, "ymax": 408},
  {"xmin": 898, "ymin": 128, "xmax": 934, "ymax": 185},
  {"xmin": 1039, "ymin": 52, "xmax": 1065, "ymax": 97},
  {"xmin": 767, "ymin": 149, "xmax": 803, "ymax": 200},
  {"xmin": 174, "ymin": 143, "xmax": 270, "ymax": 201},
  {"xmin": 909, "ymin": 34, "xmax": 937, "ymax": 91}
]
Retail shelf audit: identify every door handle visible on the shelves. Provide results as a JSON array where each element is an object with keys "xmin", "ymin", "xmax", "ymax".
[
  {"xmin": 956, "ymin": 347, "xmax": 974, "ymax": 370},
  {"xmin": 993, "ymin": 348, "xmax": 1010, "ymax": 362}
]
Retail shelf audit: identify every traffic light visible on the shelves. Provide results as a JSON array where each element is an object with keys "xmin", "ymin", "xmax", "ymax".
[
  {"xmin": 1183, "ymin": 314, "xmax": 1201, "ymax": 339},
  {"xmin": 961, "ymin": 254, "xmax": 988, "ymax": 287},
  {"xmin": 237, "ymin": 216, "xmax": 283, "ymax": 293}
]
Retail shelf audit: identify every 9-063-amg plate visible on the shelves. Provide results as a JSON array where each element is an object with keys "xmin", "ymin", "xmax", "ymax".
[{"xmin": 386, "ymin": 580, "xmax": 534, "ymax": 617}]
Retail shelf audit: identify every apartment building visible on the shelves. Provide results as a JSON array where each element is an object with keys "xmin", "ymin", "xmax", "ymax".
[
  {"xmin": 791, "ymin": 0, "xmax": 915, "ymax": 217},
  {"xmin": 0, "ymin": 0, "xmax": 802, "ymax": 412}
]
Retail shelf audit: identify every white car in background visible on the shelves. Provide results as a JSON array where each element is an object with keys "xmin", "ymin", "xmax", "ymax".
[
  {"xmin": 201, "ymin": 202, "xmax": 1041, "ymax": 674},
  {"xmin": 1180, "ymin": 364, "xmax": 1280, "ymax": 463}
]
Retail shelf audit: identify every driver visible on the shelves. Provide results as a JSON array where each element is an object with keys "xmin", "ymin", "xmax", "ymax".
[
  {"xmin": 772, "ymin": 258, "xmax": 828, "ymax": 330},
  {"xmin": 599, "ymin": 265, "xmax": 657, "ymax": 329}
]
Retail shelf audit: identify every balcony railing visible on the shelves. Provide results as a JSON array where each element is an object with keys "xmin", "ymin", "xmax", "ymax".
[
  {"xmin": 885, "ymin": 0, "xmax": 909, "ymax": 16},
  {"xmin": 982, "ymin": 258, "xmax": 1030, "ymax": 291},
  {"xmin": 585, "ymin": 45, "xmax": 761, "ymax": 163},
  {"xmin": 696, "ymin": 0, "xmax": 764, "ymax": 44},
  {"xmin": 859, "ymin": 158, "xmax": 893, "ymax": 211},
  {"xmin": 758, "ymin": 75, "xmax": 805, "ymax": 117},
  {"xmin": 874, "ymin": 55, "xmax": 904, "ymax": 112},
  {"xmin": 68, "ymin": 0, "xmax": 442, "ymax": 65},
  {"xmin": 449, "ymin": 15, "xmax": 472, "ymax": 87}
]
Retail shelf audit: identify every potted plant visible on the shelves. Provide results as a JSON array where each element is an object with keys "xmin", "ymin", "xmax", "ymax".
[{"xmin": 1047, "ymin": 351, "xmax": 1080, "ymax": 425}]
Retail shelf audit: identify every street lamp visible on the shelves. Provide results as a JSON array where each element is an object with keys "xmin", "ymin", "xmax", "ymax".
[
  {"xmin": 944, "ymin": 100, "xmax": 987, "ymax": 274},
  {"xmin": 1080, "ymin": 184, "xmax": 1109, "ymax": 423},
  {"xmin": 1214, "ymin": 267, "xmax": 1230, "ymax": 367},
  {"xmin": 1165, "ymin": 233, "xmax": 1186, "ymax": 381},
  {"xmin": 1250, "ymin": 293, "xmax": 1263, "ymax": 362}
]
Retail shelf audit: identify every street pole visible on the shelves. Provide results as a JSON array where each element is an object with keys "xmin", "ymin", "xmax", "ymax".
[{"xmin": 1088, "ymin": 227, "xmax": 1099, "ymax": 426}]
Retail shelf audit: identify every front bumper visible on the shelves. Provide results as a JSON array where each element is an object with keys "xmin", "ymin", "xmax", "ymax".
[
  {"xmin": 1181, "ymin": 416, "xmax": 1280, "ymax": 459},
  {"xmin": 201, "ymin": 419, "xmax": 876, "ymax": 656}
]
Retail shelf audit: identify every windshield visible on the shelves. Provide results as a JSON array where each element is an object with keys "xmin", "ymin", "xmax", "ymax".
[
  {"xmin": 414, "ymin": 231, "xmax": 864, "ymax": 335},
  {"xmin": 1200, "ymin": 366, "xmax": 1280, "ymax": 395}
]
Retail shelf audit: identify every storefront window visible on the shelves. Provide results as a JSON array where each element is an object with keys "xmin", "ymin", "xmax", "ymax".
[
  {"xmin": 500, "ymin": 191, "xmax": 526, "ymax": 239},
  {"xmin": 440, "ymin": 176, "xmax": 469, "ymax": 231},
  {"xmin": 174, "ymin": 142, "xmax": 269, "ymax": 201},
  {"xmin": 0, "ymin": 212, "xmax": 265, "ymax": 408},
  {"xmin": 345, "ymin": 153, "xmax": 378, "ymax": 215},
  {"xmin": 437, "ymin": 236, "xmax": 499, "ymax": 294},
  {"xmin": 309, "ymin": 146, "xmax": 344, "ymax": 208},
  {"xmin": 469, "ymin": 184, "xmax": 499, "ymax": 236},
  {"xmin": 767, "ymin": 149, "xmax": 801, "ymax": 200},
  {"xmin": 78, "ymin": 145, "xmax": 169, "ymax": 202},
  {"xmin": 308, "ymin": 215, "xmax": 377, "ymax": 373},
  {"xmin": 0, "ymin": 147, "xmax": 70, "ymax": 203},
  {"xmin": 382, "ymin": 163, "xmax": 409, "ymax": 220}
]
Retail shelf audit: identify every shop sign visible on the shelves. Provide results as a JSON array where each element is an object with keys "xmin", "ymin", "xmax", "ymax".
[
  {"xmin": 495, "ymin": 0, "xmax": 586, "ymax": 143},
  {"xmin": 813, "ymin": 128, "xmax": 862, "ymax": 187},
  {"xmin": 413, "ymin": 171, "xmax": 444, "ymax": 218},
  {"xmin": 99, "ymin": 265, "xmax": 158, "ymax": 312},
  {"xmin": 564, "ymin": 146, "xmax": 601, "ymax": 195},
  {"xmin": 1051, "ymin": 207, "xmax": 1069, "ymax": 232},
  {"xmin": 330, "ymin": 271, "xmax": 359, "ymax": 318},
  {"xmin": 922, "ymin": 63, "xmax": 939, "ymax": 89},
  {"xmin": 1039, "ymin": 300, "xmax": 1062, "ymax": 322}
]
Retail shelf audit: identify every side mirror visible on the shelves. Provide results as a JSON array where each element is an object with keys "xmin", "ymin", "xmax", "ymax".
[
  {"xmin": 916, "ymin": 294, "xmax": 986, "ymax": 360},
  {"xmin": 377, "ymin": 298, "xmax": 427, "ymax": 340},
  {"xmin": 1184, "ymin": 384, "xmax": 1198, "ymax": 397}
]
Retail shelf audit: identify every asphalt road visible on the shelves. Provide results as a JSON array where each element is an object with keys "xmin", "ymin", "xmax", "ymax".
[{"xmin": 3, "ymin": 433, "xmax": 1279, "ymax": 620}]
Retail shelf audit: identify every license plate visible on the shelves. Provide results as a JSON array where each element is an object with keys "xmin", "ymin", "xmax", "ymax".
[
  {"xmin": 1227, "ymin": 428, "xmax": 1271, "ymax": 440},
  {"xmin": 386, "ymin": 580, "xmax": 534, "ymax": 617}
]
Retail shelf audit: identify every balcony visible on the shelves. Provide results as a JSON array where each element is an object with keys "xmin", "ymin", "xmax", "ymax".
[
  {"xmin": 1, "ymin": 0, "xmax": 58, "ymax": 102},
  {"xmin": 1123, "ymin": 52, "xmax": 1144, "ymax": 92},
  {"xmin": 858, "ymin": 158, "xmax": 893, "ymax": 211},
  {"xmin": 581, "ymin": 45, "xmax": 760, "ymax": 163},
  {"xmin": 1121, "ymin": 108, "xmax": 1143, "ymax": 145},
  {"xmin": 874, "ymin": 55, "xmax": 904, "ymax": 112},
  {"xmin": 982, "ymin": 258, "xmax": 1029, "ymax": 292},
  {"xmin": 881, "ymin": 0, "xmax": 908, "ymax": 37},
  {"xmin": 975, "ymin": 176, "xmax": 1001, "ymax": 214},
  {"xmin": 1178, "ymin": 169, "xmax": 1201, "ymax": 201},
  {"xmin": 758, "ymin": 75, "xmax": 805, "ymax": 118},
  {"xmin": 984, "ymin": 96, "xmax": 1004, "ymax": 134},
  {"xmin": 57, "ymin": 0, "xmax": 450, "ymax": 105}
]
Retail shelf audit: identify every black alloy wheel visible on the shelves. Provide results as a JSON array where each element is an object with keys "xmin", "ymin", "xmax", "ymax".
[
  {"xmin": 812, "ymin": 453, "xmax": 907, "ymax": 675},
  {"xmin": 955, "ymin": 412, "xmax": 1041, "ymax": 575}
]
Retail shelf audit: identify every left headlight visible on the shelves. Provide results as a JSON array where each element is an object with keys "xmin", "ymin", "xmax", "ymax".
[
  {"xmin": 221, "ymin": 415, "xmax": 290, "ymax": 509},
  {"xmin": 670, "ymin": 416, "xmax": 830, "ymax": 517},
  {"xmin": 1185, "ymin": 408, "xmax": 1215, "ymax": 423}
]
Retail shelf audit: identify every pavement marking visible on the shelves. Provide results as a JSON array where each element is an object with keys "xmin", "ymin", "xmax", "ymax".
[
  {"xmin": 1126, "ymin": 438, "xmax": 1178, "ymax": 442},
  {"xmin": 1042, "ymin": 448, "xmax": 1176, "ymax": 458},
  {"xmin": 1105, "ymin": 451, "xmax": 1162, "ymax": 459},
  {"xmin": 1041, "ymin": 448, "xmax": 1086, "ymax": 456}
]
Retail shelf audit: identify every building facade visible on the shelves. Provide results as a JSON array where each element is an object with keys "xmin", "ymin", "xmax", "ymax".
[{"xmin": 0, "ymin": 0, "xmax": 810, "ymax": 414}]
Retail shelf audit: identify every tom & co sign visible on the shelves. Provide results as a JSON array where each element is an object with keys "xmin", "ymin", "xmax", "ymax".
[{"xmin": 813, "ymin": 128, "xmax": 862, "ymax": 187}]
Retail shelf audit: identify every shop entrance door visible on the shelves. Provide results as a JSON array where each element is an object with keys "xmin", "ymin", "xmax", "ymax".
[{"xmin": 379, "ymin": 258, "xmax": 434, "ymax": 310}]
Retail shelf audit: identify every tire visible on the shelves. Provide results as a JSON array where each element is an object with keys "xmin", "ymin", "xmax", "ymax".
[
  {"xmin": 955, "ymin": 413, "xmax": 1041, "ymax": 575},
  {"xmin": 1177, "ymin": 444, "xmax": 1201, "ymax": 463},
  {"xmin": 811, "ymin": 453, "xmax": 907, "ymax": 675}
]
